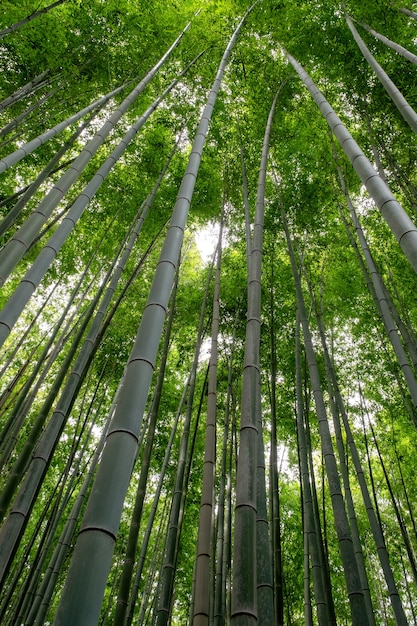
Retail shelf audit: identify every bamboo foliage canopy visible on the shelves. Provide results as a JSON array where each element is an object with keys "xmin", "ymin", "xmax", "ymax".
[{"xmin": 1, "ymin": 1, "xmax": 417, "ymax": 624}]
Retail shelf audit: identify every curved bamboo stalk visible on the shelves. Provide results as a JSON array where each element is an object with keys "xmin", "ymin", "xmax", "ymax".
[
  {"xmin": 284, "ymin": 49, "xmax": 417, "ymax": 273},
  {"xmin": 237, "ymin": 120, "xmax": 252, "ymax": 275}
]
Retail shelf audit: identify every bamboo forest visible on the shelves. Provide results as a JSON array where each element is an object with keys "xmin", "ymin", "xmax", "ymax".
[{"xmin": 4, "ymin": 0, "xmax": 417, "ymax": 624}]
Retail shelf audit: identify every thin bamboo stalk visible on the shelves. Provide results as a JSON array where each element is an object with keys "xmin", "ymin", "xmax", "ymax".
[
  {"xmin": 0, "ymin": 70, "xmax": 50, "ymax": 111},
  {"xmin": 0, "ymin": 47, "xmax": 195, "ymax": 295},
  {"xmin": 354, "ymin": 18, "xmax": 417, "ymax": 66},
  {"xmin": 397, "ymin": 6, "xmax": 417, "ymax": 20},
  {"xmin": 295, "ymin": 313, "xmax": 332, "ymax": 625},
  {"xmin": 193, "ymin": 214, "xmax": 223, "ymax": 625},
  {"xmin": 0, "ymin": 0, "xmax": 69, "ymax": 38},
  {"xmin": 0, "ymin": 80, "xmax": 132, "ymax": 174},
  {"xmin": 282, "ymin": 209, "xmax": 370, "ymax": 625},
  {"xmin": 0, "ymin": 107, "xmax": 101, "ymax": 238},
  {"xmin": 345, "ymin": 14, "xmax": 417, "ymax": 133}
]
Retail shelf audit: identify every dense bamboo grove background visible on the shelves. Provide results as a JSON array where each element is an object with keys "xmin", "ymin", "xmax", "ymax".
[{"xmin": 1, "ymin": 0, "xmax": 417, "ymax": 623}]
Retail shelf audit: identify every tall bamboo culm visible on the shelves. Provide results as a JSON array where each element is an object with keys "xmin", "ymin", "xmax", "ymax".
[{"xmin": 53, "ymin": 8, "xmax": 255, "ymax": 624}]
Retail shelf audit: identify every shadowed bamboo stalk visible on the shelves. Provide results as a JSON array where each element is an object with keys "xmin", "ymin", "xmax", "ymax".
[
  {"xmin": 156, "ymin": 254, "xmax": 214, "ymax": 626},
  {"xmin": 0, "ymin": 69, "xmax": 50, "ymax": 111},
  {"xmin": 267, "ymin": 258, "xmax": 284, "ymax": 626},
  {"xmin": 335, "ymin": 358, "xmax": 409, "ymax": 624},
  {"xmin": 232, "ymin": 82, "xmax": 281, "ymax": 625},
  {"xmin": 0, "ymin": 224, "xmax": 127, "ymax": 517},
  {"xmin": 27, "ymin": 406, "xmax": 115, "ymax": 625},
  {"xmin": 310, "ymin": 289, "xmax": 376, "ymax": 626},
  {"xmin": 282, "ymin": 209, "xmax": 370, "ymax": 625},
  {"xmin": 19, "ymin": 235, "xmax": 165, "ymax": 619},
  {"xmin": 14, "ymin": 368, "xmax": 107, "ymax": 625},
  {"xmin": 295, "ymin": 312, "xmax": 331, "ymax": 625},
  {"xmin": 213, "ymin": 315, "xmax": 238, "ymax": 626},
  {"xmin": 193, "ymin": 213, "xmax": 223, "ymax": 625},
  {"xmin": 0, "ymin": 480, "xmax": 61, "ymax": 623},
  {"xmin": 112, "ymin": 269, "xmax": 179, "ymax": 626},
  {"xmin": 256, "ymin": 101, "xmax": 283, "ymax": 626},
  {"xmin": 125, "ymin": 377, "xmax": 189, "ymax": 626}
]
